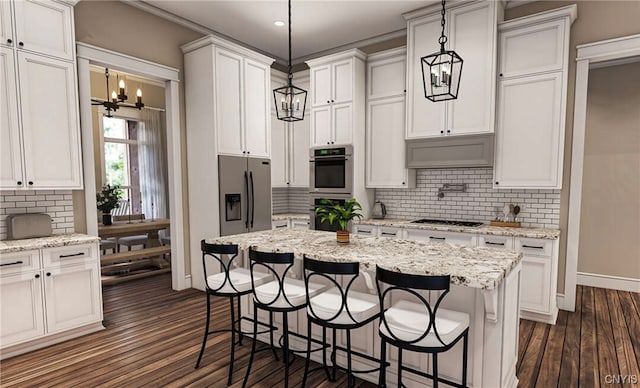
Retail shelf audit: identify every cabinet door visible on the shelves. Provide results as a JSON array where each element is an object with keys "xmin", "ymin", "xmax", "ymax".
[
  {"xmin": 311, "ymin": 64, "xmax": 331, "ymax": 107},
  {"xmin": 215, "ymin": 48, "xmax": 244, "ymax": 156},
  {"xmin": 13, "ymin": 0, "xmax": 74, "ymax": 60},
  {"xmin": 43, "ymin": 263, "xmax": 102, "ymax": 334},
  {"xmin": 499, "ymin": 20, "xmax": 565, "ymax": 78},
  {"xmin": 289, "ymin": 115, "xmax": 310, "ymax": 187},
  {"xmin": 0, "ymin": 271, "xmax": 45, "ymax": 347},
  {"xmin": 0, "ymin": 47, "xmax": 24, "ymax": 189},
  {"xmin": 332, "ymin": 102, "xmax": 352, "ymax": 145},
  {"xmin": 406, "ymin": 14, "xmax": 446, "ymax": 139},
  {"xmin": 332, "ymin": 59, "xmax": 353, "ymax": 104},
  {"xmin": 448, "ymin": 2, "xmax": 495, "ymax": 135},
  {"xmin": 244, "ymin": 58, "xmax": 270, "ymax": 157},
  {"xmin": 0, "ymin": 1, "xmax": 13, "ymax": 47},
  {"xmin": 18, "ymin": 52, "xmax": 82, "ymax": 189},
  {"xmin": 494, "ymin": 73, "xmax": 562, "ymax": 188},
  {"xmin": 271, "ymin": 113, "xmax": 288, "ymax": 187},
  {"xmin": 310, "ymin": 106, "xmax": 331, "ymax": 146},
  {"xmin": 520, "ymin": 256, "xmax": 551, "ymax": 313},
  {"xmin": 368, "ymin": 55, "xmax": 405, "ymax": 100},
  {"xmin": 366, "ymin": 97, "xmax": 407, "ymax": 188}
]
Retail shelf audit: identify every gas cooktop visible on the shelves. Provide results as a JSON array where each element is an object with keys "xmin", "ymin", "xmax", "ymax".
[{"xmin": 411, "ymin": 219, "xmax": 484, "ymax": 227}]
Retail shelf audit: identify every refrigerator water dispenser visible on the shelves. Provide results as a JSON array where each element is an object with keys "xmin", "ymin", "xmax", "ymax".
[{"xmin": 225, "ymin": 194, "xmax": 241, "ymax": 221}]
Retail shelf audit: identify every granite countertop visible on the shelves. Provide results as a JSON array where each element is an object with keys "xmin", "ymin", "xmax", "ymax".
[
  {"xmin": 206, "ymin": 228, "xmax": 522, "ymax": 290},
  {"xmin": 272, "ymin": 213, "xmax": 310, "ymax": 221},
  {"xmin": 357, "ymin": 218, "xmax": 560, "ymax": 240},
  {"xmin": 0, "ymin": 233, "xmax": 101, "ymax": 254}
]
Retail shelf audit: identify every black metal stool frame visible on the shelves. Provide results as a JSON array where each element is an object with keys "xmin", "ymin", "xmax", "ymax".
[
  {"xmin": 195, "ymin": 240, "xmax": 280, "ymax": 386},
  {"xmin": 376, "ymin": 266, "xmax": 469, "ymax": 388},
  {"xmin": 243, "ymin": 248, "xmax": 330, "ymax": 388},
  {"xmin": 301, "ymin": 256, "xmax": 387, "ymax": 388}
]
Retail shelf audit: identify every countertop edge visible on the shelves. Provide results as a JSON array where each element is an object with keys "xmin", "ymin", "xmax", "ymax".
[{"xmin": 0, "ymin": 234, "xmax": 101, "ymax": 254}]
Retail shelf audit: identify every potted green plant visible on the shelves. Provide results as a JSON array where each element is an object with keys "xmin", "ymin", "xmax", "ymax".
[
  {"xmin": 96, "ymin": 184, "xmax": 123, "ymax": 225},
  {"xmin": 314, "ymin": 198, "xmax": 363, "ymax": 244}
]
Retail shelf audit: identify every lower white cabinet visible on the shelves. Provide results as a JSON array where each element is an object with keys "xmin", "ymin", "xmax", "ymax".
[
  {"xmin": 0, "ymin": 242, "xmax": 103, "ymax": 357},
  {"xmin": 404, "ymin": 229, "xmax": 477, "ymax": 247},
  {"xmin": 291, "ymin": 219, "xmax": 310, "ymax": 229},
  {"xmin": 272, "ymin": 217, "xmax": 311, "ymax": 230},
  {"xmin": 272, "ymin": 220, "xmax": 289, "ymax": 230}
]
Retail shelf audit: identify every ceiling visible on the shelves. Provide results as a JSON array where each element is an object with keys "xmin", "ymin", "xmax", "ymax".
[{"xmin": 140, "ymin": 1, "xmax": 437, "ymax": 65}]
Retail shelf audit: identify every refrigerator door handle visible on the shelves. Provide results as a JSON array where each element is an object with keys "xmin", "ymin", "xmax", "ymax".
[
  {"xmin": 249, "ymin": 171, "xmax": 255, "ymax": 228},
  {"xmin": 244, "ymin": 171, "xmax": 249, "ymax": 229}
]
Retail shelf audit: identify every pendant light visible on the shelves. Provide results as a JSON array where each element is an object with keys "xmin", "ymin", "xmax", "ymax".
[
  {"xmin": 91, "ymin": 68, "xmax": 144, "ymax": 118},
  {"xmin": 273, "ymin": 0, "xmax": 307, "ymax": 121},
  {"xmin": 420, "ymin": 0, "xmax": 463, "ymax": 102}
]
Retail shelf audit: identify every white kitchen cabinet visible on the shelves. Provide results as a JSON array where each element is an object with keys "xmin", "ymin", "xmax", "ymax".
[
  {"xmin": 17, "ymin": 51, "xmax": 82, "ymax": 189},
  {"xmin": 0, "ymin": 270, "xmax": 45, "ymax": 346},
  {"xmin": 0, "ymin": 1, "xmax": 12, "ymax": 47},
  {"xmin": 352, "ymin": 224, "xmax": 377, "ymax": 237},
  {"xmin": 405, "ymin": 1, "xmax": 500, "ymax": 139},
  {"xmin": 272, "ymin": 219, "xmax": 289, "ymax": 230},
  {"xmin": 0, "ymin": 46, "xmax": 23, "ymax": 189},
  {"xmin": 366, "ymin": 48, "xmax": 415, "ymax": 189},
  {"xmin": 214, "ymin": 47, "xmax": 271, "ymax": 158},
  {"xmin": 477, "ymin": 234, "xmax": 513, "ymax": 250},
  {"xmin": 13, "ymin": 0, "xmax": 74, "ymax": 60},
  {"xmin": 0, "ymin": 242, "xmax": 104, "ymax": 357},
  {"xmin": 271, "ymin": 112, "xmax": 288, "ymax": 187},
  {"xmin": 307, "ymin": 49, "xmax": 365, "ymax": 147},
  {"xmin": 516, "ymin": 237, "xmax": 557, "ymax": 323},
  {"xmin": 291, "ymin": 219, "xmax": 310, "ymax": 229},
  {"xmin": 405, "ymin": 228, "xmax": 477, "ymax": 247},
  {"xmin": 378, "ymin": 226, "xmax": 403, "ymax": 238},
  {"xmin": 288, "ymin": 106, "xmax": 310, "ymax": 187},
  {"xmin": 493, "ymin": 8, "xmax": 575, "ymax": 189}
]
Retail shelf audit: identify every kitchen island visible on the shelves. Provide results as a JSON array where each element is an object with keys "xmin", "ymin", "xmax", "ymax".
[{"xmin": 206, "ymin": 229, "xmax": 522, "ymax": 387}]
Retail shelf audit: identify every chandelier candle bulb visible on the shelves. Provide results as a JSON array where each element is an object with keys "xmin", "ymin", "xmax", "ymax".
[
  {"xmin": 111, "ymin": 91, "xmax": 117, "ymax": 103},
  {"xmin": 136, "ymin": 89, "xmax": 142, "ymax": 103}
]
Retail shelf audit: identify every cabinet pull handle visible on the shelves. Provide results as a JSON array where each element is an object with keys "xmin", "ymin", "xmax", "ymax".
[
  {"xmin": 17, "ymin": 181, "xmax": 22, "ymax": 185},
  {"xmin": 485, "ymin": 241, "xmax": 505, "ymax": 246},
  {"xmin": 35, "ymin": 274, "xmax": 40, "ymax": 279},
  {"xmin": 358, "ymin": 230, "xmax": 371, "ymax": 234},
  {"xmin": 522, "ymin": 244, "xmax": 544, "ymax": 250},
  {"xmin": 381, "ymin": 232, "xmax": 395, "ymax": 236},
  {"xmin": 275, "ymin": 224, "xmax": 287, "ymax": 229},
  {"xmin": 429, "ymin": 236, "xmax": 446, "ymax": 240},
  {"xmin": 0, "ymin": 260, "xmax": 23, "ymax": 267},
  {"xmin": 46, "ymin": 272, "xmax": 51, "ymax": 276},
  {"xmin": 59, "ymin": 252, "xmax": 84, "ymax": 258},
  {"xmin": 18, "ymin": 41, "xmax": 24, "ymax": 47},
  {"xmin": 7, "ymin": 38, "xmax": 12, "ymax": 44},
  {"xmin": 28, "ymin": 181, "xmax": 33, "ymax": 185},
  {"xmin": 495, "ymin": 181, "xmax": 499, "ymax": 185}
]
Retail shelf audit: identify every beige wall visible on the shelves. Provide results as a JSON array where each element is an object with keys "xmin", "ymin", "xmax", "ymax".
[
  {"xmin": 577, "ymin": 61, "xmax": 640, "ymax": 278},
  {"xmin": 505, "ymin": 0, "xmax": 640, "ymax": 293},
  {"xmin": 72, "ymin": 0, "xmax": 204, "ymax": 274}
]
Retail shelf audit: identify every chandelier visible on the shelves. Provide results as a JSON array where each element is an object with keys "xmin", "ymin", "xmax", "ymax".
[
  {"xmin": 273, "ymin": 0, "xmax": 307, "ymax": 121},
  {"xmin": 420, "ymin": 0, "xmax": 463, "ymax": 102},
  {"xmin": 91, "ymin": 68, "xmax": 144, "ymax": 117}
]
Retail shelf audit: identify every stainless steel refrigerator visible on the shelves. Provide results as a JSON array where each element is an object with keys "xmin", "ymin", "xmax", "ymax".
[{"xmin": 219, "ymin": 155, "xmax": 272, "ymax": 236}]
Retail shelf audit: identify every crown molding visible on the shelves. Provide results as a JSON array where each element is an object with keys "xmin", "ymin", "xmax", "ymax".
[{"xmin": 499, "ymin": 4, "xmax": 578, "ymax": 30}]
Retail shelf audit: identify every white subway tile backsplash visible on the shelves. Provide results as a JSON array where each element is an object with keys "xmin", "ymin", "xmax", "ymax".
[
  {"xmin": 0, "ymin": 190, "xmax": 74, "ymax": 240},
  {"xmin": 375, "ymin": 168, "xmax": 561, "ymax": 229}
]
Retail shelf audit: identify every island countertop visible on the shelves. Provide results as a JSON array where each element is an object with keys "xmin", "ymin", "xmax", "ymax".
[
  {"xmin": 0, "ymin": 233, "xmax": 101, "ymax": 254},
  {"xmin": 206, "ymin": 228, "xmax": 522, "ymax": 290}
]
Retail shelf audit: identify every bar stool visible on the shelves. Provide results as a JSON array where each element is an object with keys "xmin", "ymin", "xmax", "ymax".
[
  {"xmin": 301, "ymin": 256, "xmax": 383, "ymax": 388},
  {"xmin": 376, "ymin": 266, "xmax": 469, "ymax": 388},
  {"xmin": 243, "ymin": 248, "xmax": 326, "ymax": 388},
  {"xmin": 195, "ymin": 240, "xmax": 273, "ymax": 386}
]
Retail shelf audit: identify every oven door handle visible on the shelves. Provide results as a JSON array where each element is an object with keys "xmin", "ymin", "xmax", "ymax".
[{"xmin": 310, "ymin": 156, "xmax": 349, "ymax": 161}]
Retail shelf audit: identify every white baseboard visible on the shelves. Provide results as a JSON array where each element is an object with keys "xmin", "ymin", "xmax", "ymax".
[
  {"xmin": 577, "ymin": 272, "xmax": 640, "ymax": 293},
  {"xmin": 184, "ymin": 274, "xmax": 192, "ymax": 289},
  {"xmin": 556, "ymin": 293, "xmax": 567, "ymax": 310}
]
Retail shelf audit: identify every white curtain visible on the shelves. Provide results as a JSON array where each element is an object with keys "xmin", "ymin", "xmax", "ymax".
[{"xmin": 139, "ymin": 109, "xmax": 169, "ymax": 219}]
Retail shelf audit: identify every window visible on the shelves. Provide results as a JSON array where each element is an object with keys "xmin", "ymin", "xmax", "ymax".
[{"xmin": 102, "ymin": 116, "xmax": 142, "ymax": 214}]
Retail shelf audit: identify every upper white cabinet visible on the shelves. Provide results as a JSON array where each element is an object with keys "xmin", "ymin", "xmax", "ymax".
[
  {"xmin": 271, "ymin": 70, "xmax": 310, "ymax": 188},
  {"xmin": 405, "ymin": 1, "xmax": 501, "ymax": 139},
  {"xmin": 0, "ymin": 0, "xmax": 82, "ymax": 190},
  {"xmin": 365, "ymin": 47, "xmax": 415, "ymax": 189},
  {"xmin": 0, "ymin": 1, "xmax": 13, "ymax": 47},
  {"xmin": 13, "ymin": 0, "xmax": 74, "ymax": 60},
  {"xmin": 306, "ymin": 49, "xmax": 365, "ymax": 147},
  {"xmin": 213, "ymin": 46, "xmax": 271, "ymax": 158},
  {"xmin": 493, "ymin": 6, "xmax": 577, "ymax": 189}
]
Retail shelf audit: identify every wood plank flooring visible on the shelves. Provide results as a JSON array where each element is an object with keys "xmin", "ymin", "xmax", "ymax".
[{"xmin": 1, "ymin": 275, "xmax": 638, "ymax": 387}]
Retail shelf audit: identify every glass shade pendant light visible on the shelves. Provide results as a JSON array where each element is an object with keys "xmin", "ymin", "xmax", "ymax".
[
  {"xmin": 273, "ymin": 0, "xmax": 307, "ymax": 121},
  {"xmin": 420, "ymin": 0, "xmax": 463, "ymax": 102}
]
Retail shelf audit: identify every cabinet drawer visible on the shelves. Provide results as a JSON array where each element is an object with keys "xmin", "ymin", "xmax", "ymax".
[
  {"xmin": 379, "ymin": 227, "xmax": 403, "ymax": 239},
  {"xmin": 42, "ymin": 243, "xmax": 97, "ymax": 267},
  {"xmin": 272, "ymin": 220, "xmax": 289, "ymax": 230},
  {"xmin": 0, "ymin": 250, "xmax": 40, "ymax": 275},
  {"xmin": 353, "ymin": 225, "xmax": 377, "ymax": 236},
  {"xmin": 405, "ymin": 229, "xmax": 477, "ymax": 247},
  {"xmin": 478, "ymin": 235, "xmax": 513, "ymax": 250},
  {"xmin": 515, "ymin": 238, "xmax": 552, "ymax": 257}
]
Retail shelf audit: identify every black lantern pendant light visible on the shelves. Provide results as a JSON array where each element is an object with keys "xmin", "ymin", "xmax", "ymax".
[
  {"xmin": 273, "ymin": 0, "xmax": 307, "ymax": 121},
  {"xmin": 420, "ymin": 0, "xmax": 463, "ymax": 102}
]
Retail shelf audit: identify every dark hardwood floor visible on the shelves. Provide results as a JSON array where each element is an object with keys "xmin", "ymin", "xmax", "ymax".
[{"xmin": 1, "ymin": 274, "xmax": 638, "ymax": 387}]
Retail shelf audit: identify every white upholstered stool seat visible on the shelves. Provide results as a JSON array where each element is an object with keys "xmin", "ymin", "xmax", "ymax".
[
  {"xmin": 206, "ymin": 268, "xmax": 271, "ymax": 294},
  {"xmin": 379, "ymin": 300, "xmax": 469, "ymax": 348},
  {"xmin": 118, "ymin": 234, "xmax": 149, "ymax": 250},
  {"xmin": 254, "ymin": 278, "xmax": 326, "ymax": 308},
  {"xmin": 308, "ymin": 288, "xmax": 378, "ymax": 325}
]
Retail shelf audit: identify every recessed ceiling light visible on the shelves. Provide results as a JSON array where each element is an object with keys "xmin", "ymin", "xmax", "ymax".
[{"xmin": 274, "ymin": 20, "xmax": 285, "ymax": 27}]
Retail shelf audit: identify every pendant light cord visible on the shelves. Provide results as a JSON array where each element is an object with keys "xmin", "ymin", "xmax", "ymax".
[
  {"xmin": 288, "ymin": 0, "xmax": 293, "ymax": 85},
  {"xmin": 439, "ymin": 0, "xmax": 447, "ymax": 52}
]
